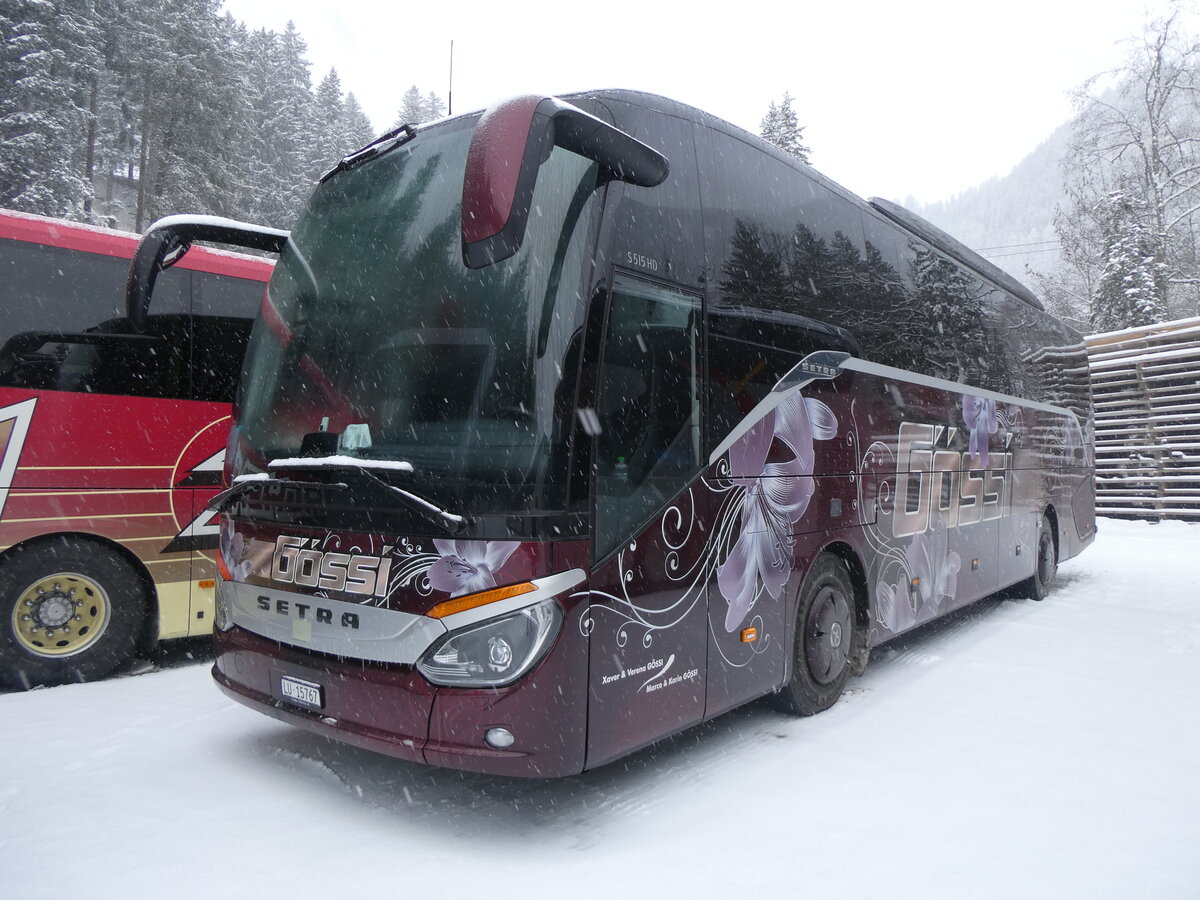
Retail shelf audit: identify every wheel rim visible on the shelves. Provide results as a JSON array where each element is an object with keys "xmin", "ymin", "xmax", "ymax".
[
  {"xmin": 805, "ymin": 582, "xmax": 852, "ymax": 685},
  {"xmin": 1037, "ymin": 532, "xmax": 1056, "ymax": 585},
  {"xmin": 11, "ymin": 572, "xmax": 110, "ymax": 658}
]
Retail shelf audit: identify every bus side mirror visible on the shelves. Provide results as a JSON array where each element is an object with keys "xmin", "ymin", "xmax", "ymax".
[
  {"xmin": 461, "ymin": 95, "xmax": 669, "ymax": 269},
  {"xmin": 126, "ymin": 215, "xmax": 289, "ymax": 331}
]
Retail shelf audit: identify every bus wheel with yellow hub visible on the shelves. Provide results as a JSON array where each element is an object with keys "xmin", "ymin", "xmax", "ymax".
[
  {"xmin": 772, "ymin": 553, "xmax": 856, "ymax": 717},
  {"xmin": 0, "ymin": 537, "xmax": 148, "ymax": 690}
]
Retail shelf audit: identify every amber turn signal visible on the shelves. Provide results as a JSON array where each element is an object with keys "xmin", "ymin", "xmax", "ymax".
[
  {"xmin": 741, "ymin": 627, "xmax": 758, "ymax": 643},
  {"xmin": 426, "ymin": 582, "xmax": 537, "ymax": 619}
]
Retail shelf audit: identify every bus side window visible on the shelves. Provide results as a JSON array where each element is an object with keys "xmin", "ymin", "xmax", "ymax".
[
  {"xmin": 706, "ymin": 310, "xmax": 851, "ymax": 457},
  {"xmin": 594, "ymin": 275, "xmax": 701, "ymax": 559},
  {"xmin": 191, "ymin": 315, "xmax": 253, "ymax": 403}
]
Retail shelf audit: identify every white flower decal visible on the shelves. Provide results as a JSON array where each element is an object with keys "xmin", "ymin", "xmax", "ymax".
[
  {"xmin": 907, "ymin": 519, "xmax": 961, "ymax": 617},
  {"xmin": 877, "ymin": 519, "xmax": 961, "ymax": 633},
  {"xmin": 219, "ymin": 517, "xmax": 253, "ymax": 582},
  {"xmin": 717, "ymin": 393, "xmax": 838, "ymax": 632},
  {"xmin": 962, "ymin": 394, "xmax": 998, "ymax": 467},
  {"xmin": 428, "ymin": 540, "xmax": 520, "ymax": 597}
]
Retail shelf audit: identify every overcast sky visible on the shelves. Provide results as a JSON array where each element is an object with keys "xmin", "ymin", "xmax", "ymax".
[{"xmin": 220, "ymin": 0, "xmax": 1193, "ymax": 205}]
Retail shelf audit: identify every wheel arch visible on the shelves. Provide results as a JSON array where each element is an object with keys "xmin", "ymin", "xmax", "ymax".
[{"xmin": 0, "ymin": 530, "xmax": 160, "ymax": 651}]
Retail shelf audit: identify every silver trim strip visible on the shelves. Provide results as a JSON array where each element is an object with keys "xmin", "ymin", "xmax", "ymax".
[
  {"xmin": 223, "ymin": 581, "xmax": 445, "ymax": 665},
  {"xmin": 708, "ymin": 351, "xmax": 1078, "ymax": 466},
  {"xmin": 839, "ymin": 356, "xmax": 1076, "ymax": 418},
  {"xmin": 221, "ymin": 568, "xmax": 589, "ymax": 665}
]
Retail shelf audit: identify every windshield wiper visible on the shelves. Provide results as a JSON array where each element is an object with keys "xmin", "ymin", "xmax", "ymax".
[
  {"xmin": 352, "ymin": 466, "xmax": 472, "ymax": 536},
  {"xmin": 264, "ymin": 456, "xmax": 472, "ymax": 536},
  {"xmin": 208, "ymin": 475, "xmax": 349, "ymax": 514},
  {"xmin": 320, "ymin": 124, "xmax": 418, "ymax": 183}
]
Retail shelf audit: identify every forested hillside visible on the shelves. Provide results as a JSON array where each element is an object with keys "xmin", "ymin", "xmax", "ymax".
[{"xmin": 915, "ymin": 125, "xmax": 1072, "ymax": 322}]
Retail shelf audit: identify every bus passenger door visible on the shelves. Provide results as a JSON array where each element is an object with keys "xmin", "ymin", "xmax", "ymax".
[{"xmin": 585, "ymin": 275, "xmax": 708, "ymax": 770}]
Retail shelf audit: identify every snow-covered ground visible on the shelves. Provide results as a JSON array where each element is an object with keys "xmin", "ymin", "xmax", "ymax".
[{"xmin": 2, "ymin": 518, "xmax": 1197, "ymax": 898}]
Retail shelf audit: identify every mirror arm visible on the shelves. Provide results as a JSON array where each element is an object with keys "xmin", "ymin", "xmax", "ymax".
[{"xmin": 126, "ymin": 215, "xmax": 288, "ymax": 331}]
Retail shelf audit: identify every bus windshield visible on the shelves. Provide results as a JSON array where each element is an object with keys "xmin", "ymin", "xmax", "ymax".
[{"xmin": 236, "ymin": 118, "xmax": 601, "ymax": 517}]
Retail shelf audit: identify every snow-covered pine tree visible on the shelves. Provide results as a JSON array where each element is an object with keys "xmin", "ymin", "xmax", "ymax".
[
  {"xmin": 312, "ymin": 68, "xmax": 346, "ymax": 173},
  {"xmin": 424, "ymin": 90, "xmax": 446, "ymax": 121},
  {"xmin": 759, "ymin": 92, "xmax": 810, "ymax": 164},
  {"xmin": 277, "ymin": 21, "xmax": 319, "ymax": 218},
  {"xmin": 341, "ymin": 93, "xmax": 376, "ymax": 150},
  {"xmin": 1091, "ymin": 190, "xmax": 1169, "ymax": 332},
  {"xmin": 1056, "ymin": 10, "xmax": 1200, "ymax": 323},
  {"xmin": 0, "ymin": 0, "xmax": 94, "ymax": 217},
  {"xmin": 395, "ymin": 86, "xmax": 425, "ymax": 127},
  {"xmin": 393, "ymin": 85, "xmax": 446, "ymax": 128}
]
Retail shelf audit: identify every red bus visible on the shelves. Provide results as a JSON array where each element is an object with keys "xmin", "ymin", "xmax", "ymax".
[
  {"xmin": 145, "ymin": 91, "xmax": 1095, "ymax": 775},
  {"xmin": 0, "ymin": 209, "xmax": 280, "ymax": 689}
]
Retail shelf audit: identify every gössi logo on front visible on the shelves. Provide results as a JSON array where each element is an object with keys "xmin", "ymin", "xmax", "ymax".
[{"xmin": 270, "ymin": 535, "xmax": 393, "ymax": 598}]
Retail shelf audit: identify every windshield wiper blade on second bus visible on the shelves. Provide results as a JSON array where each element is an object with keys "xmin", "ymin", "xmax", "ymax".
[
  {"xmin": 266, "ymin": 456, "xmax": 472, "ymax": 537},
  {"xmin": 209, "ymin": 474, "xmax": 349, "ymax": 514},
  {"xmin": 319, "ymin": 123, "xmax": 418, "ymax": 183},
  {"xmin": 352, "ymin": 466, "xmax": 472, "ymax": 537}
]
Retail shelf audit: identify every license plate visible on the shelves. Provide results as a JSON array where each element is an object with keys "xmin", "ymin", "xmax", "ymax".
[{"xmin": 279, "ymin": 675, "xmax": 324, "ymax": 710}]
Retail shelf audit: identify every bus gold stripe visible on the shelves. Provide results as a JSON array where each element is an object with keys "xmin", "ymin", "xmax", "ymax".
[
  {"xmin": 9, "ymin": 489, "xmax": 173, "ymax": 498},
  {"xmin": 18, "ymin": 465, "xmax": 174, "ymax": 471},
  {"xmin": 0, "ymin": 512, "xmax": 175, "ymax": 524}
]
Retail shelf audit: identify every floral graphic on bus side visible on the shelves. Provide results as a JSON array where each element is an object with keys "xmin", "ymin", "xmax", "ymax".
[
  {"xmin": 428, "ymin": 539, "xmax": 521, "ymax": 597},
  {"xmin": 219, "ymin": 517, "xmax": 253, "ymax": 582},
  {"xmin": 875, "ymin": 518, "xmax": 961, "ymax": 634},
  {"xmin": 962, "ymin": 394, "xmax": 999, "ymax": 466},
  {"xmin": 716, "ymin": 393, "xmax": 838, "ymax": 632}
]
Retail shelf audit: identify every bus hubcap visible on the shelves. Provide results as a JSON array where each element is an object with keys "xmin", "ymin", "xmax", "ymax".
[
  {"xmin": 1038, "ymin": 535, "xmax": 1055, "ymax": 583},
  {"xmin": 12, "ymin": 574, "xmax": 109, "ymax": 658},
  {"xmin": 806, "ymin": 585, "xmax": 851, "ymax": 685}
]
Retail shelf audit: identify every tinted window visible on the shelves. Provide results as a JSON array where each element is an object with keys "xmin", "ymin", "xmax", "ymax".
[
  {"xmin": 697, "ymin": 127, "xmax": 867, "ymax": 324},
  {"xmin": 0, "ymin": 238, "xmax": 189, "ymax": 350},
  {"xmin": 594, "ymin": 275, "xmax": 701, "ymax": 557},
  {"xmin": 192, "ymin": 267, "xmax": 265, "ymax": 318},
  {"xmin": 192, "ymin": 315, "xmax": 254, "ymax": 403},
  {"xmin": 0, "ymin": 315, "xmax": 188, "ymax": 399},
  {"xmin": 613, "ymin": 112, "xmax": 703, "ymax": 288},
  {"xmin": 0, "ymin": 236, "xmax": 258, "ymax": 402}
]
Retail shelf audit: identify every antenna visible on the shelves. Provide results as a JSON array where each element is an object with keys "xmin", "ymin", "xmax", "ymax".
[{"xmin": 448, "ymin": 40, "xmax": 454, "ymax": 116}]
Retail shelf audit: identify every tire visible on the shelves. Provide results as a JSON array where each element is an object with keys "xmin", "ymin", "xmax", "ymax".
[
  {"xmin": 0, "ymin": 538, "xmax": 149, "ymax": 690},
  {"xmin": 772, "ymin": 553, "xmax": 856, "ymax": 717},
  {"xmin": 1020, "ymin": 514, "xmax": 1058, "ymax": 602}
]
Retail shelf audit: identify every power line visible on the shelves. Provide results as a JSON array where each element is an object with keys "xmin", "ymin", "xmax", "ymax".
[
  {"xmin": 974, "ymin": 239, "xmax": 1062, "ymax": 253},
  {"xmin": 983, "ymin": 247, "xmax": 1063, "ymax": 260}
]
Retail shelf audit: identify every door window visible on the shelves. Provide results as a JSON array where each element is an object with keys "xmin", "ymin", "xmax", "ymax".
[{"xmin": 594, "ymin": 274, "xmax": 701, "ymax": 558}]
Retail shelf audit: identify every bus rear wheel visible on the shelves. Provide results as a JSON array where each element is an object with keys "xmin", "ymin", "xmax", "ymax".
[
  {"xmin": 1021, "ymin": 514, "xmax": 1058, "ymax": 602},
  {"xmin": 0, "ymin": 538, "xmax": 148, "ymax": 690},
  {"xmin": 772, "ymin": 553, "xmax": 856, "ymax": 717}
]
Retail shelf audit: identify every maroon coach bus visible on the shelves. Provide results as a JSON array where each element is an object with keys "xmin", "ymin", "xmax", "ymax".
[{"xmin": 137, "ymin": 91, "xmax": 1094, "ymax": 776}]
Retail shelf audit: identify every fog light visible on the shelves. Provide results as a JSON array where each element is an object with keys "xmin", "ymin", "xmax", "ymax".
[{"xmin": 485, "ymin": 727, "xmax": 515, "ymax": 749}]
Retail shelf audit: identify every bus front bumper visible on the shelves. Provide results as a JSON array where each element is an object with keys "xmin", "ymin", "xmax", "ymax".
[{"xmin": 212, "ymin": 624, "xmax": 588, "ymax": 778}]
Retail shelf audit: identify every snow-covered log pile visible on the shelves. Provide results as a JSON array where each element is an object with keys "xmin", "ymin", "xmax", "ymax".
[{"xmin": 1085, "ymin": 317, "xmax": 1200, "ymax": 519}]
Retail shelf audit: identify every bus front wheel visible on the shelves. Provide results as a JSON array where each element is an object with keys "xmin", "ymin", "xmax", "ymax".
[
  {"xmin": 0, "ymin": 538, "xmax": 148, "ymax": 690},
  {"xmin": 772, "ymin": 553, "xmax": 856, "ymax": 717}
]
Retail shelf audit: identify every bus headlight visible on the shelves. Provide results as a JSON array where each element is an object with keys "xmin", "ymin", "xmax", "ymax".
[{"xmin": 417, "ymin": 600, "xmax": 562, "ymax": 687}]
